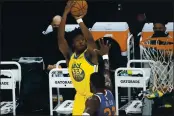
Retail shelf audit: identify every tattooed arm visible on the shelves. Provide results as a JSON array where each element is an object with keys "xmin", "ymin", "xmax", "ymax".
[
  {"xmin": 95, "ymin": 39, "xmax": 112, "ymax": 90},
  {"xmin": 103, "ymin": 58, "xmax": 112, "ymax": 90}
]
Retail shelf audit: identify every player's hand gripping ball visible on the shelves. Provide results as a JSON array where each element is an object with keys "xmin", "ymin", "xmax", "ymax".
[{"xmin": 70, "ymin": 0, "xmax": 88, "ymax": 18}]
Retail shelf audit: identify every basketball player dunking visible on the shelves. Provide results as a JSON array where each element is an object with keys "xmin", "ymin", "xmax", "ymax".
[
  {"xmin": 83, "ymin": 39, "xmax": 116, "ymax": 116},
  {"xmin": 57, "ymin": 1, "xmax": 99, "ymax": 115}
]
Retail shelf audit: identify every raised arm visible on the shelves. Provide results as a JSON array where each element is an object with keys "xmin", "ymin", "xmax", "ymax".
[
  {"xmin": 96, "ymin": 39, "xmax": 112, "ymax": 90},
  {"xmin": 58, "ymin": 1, "xmax": 74, "ymax": 66},
  {"xmin": 78, "ymin": 20, "xmax": 96, "ymax": 51},
  {"xmin": 73, "ymin": 15, "xmax": 98, "ymax": 64}
]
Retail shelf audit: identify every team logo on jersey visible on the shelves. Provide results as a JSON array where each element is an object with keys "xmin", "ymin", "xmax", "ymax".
[{"xmin": 71, "ymin": 63, "xmax": 85, "ymax": 82}]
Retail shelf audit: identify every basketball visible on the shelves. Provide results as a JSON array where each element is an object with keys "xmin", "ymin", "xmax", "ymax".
[{"xmin": 71, "ymin": 0, "xmax": 88, "ymax": 17}]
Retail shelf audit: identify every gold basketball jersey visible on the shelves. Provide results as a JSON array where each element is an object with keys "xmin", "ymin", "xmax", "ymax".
[{"xmin": 68, "ymin": 50, "xmax": 98, "ymax": 96}]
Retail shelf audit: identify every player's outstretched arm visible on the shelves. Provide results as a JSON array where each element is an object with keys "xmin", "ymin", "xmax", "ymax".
[
  {"xmin": 58, "ymin": 1, "xmax": 74, "ymax": 66},
  {"xmin": 83, "ymin": 96, "xmax": 100, "ymax": 116},
  {"xmin": 95, "ymin": 39, "xmax": 112, "ymax": 90},
  {"xmin": 74, "ymin": 16, "xmax": 98, "ymax": 64}
]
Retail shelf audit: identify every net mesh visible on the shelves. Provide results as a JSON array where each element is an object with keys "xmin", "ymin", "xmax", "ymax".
[{"xmin": 141, "ymin": 38, "xmax": 174, "ymax": 94}]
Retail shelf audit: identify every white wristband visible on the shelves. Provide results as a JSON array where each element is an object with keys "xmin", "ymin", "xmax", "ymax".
[
  {"xmin": 76, "ymin": 18, "xmax": 83, "ymax": 24},
  {"xmin": 82, "ymin": 112, "xmax": 90, "ymax": 116},
  {"xmin": 102, "ymin": 55, "xmax": 109, "ymax": 60}
]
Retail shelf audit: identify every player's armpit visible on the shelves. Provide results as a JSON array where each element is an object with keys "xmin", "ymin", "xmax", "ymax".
[
  {"xmin": 84, "ymin": 96, "xmax": 100, "ymax": 116},
  {"xmin": 86, "ymin": 50, "xmax": 98, "ymax": 65}
]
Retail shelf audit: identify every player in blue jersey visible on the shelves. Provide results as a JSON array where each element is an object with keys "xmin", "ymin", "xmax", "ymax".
[{"xmin": 83, "ymin": 38, "xmax": 116, "ymax": 116}]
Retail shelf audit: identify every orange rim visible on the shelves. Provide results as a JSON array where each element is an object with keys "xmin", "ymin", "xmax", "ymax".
[{"xmin": 140, "ymin": 37, "xmax": 174, "ymax": 50}]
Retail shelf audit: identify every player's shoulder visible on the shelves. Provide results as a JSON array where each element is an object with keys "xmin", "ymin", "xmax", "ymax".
[
  {"xmin": 86, "ymin": 95, "xmax": 100, "ymax": 106},
  {"xmin": 87, "ymin": 95, "xmax": 101, "ymax": 103},
  {"xmin": 87, "ymin": 95, "xmax": 99, "ymax": 101}
]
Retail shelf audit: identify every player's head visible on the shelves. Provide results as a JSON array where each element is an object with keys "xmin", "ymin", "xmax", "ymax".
[
  {"xmin": 153, "ymin": 22, "xmax": 168, "ymax": 37},
  {"xmin": 51, "ymin": 15, "xmax": 62, "ymax": 28},
  {"xmin": 90, "ymin": 72, "xmax": 105, "ymax": 93},
  {"xmin": 70, "ymin": 28, "xmax": 87, "ymax": 53}
]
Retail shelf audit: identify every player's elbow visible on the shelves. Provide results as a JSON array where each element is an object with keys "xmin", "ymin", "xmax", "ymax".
[{"xmin": 87, "ymin": 34, "xmax": 94, "ymax": 41}]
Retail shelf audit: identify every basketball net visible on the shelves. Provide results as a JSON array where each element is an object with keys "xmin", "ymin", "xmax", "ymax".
[{"xmin": 140, "ymin": 37, "xmax": 174, "ymax": 94}]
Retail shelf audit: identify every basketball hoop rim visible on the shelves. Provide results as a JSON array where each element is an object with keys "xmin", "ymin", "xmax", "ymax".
[{"xmin": 140, "ymin": 37, "xmax": 174, "ymax": 50}]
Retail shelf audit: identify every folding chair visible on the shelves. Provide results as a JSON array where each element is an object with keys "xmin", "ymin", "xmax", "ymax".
[
  {"xmin": 0, "ymin": 61, "xmax": 21, "ymax": 115},
  {"xmin": 0, "ymin": 70, "xmax": 16, "ymax": 115},
  {"xmin": 0, "ymin": 61, "xmax": 22, "ymax": 92},
  {"xmin": 115, "ymin": 67, "xmax": 148, "ymax": 115},
  {"xmin": 49, "ymin": 60, "xmax": 74, "ymax": 116}
]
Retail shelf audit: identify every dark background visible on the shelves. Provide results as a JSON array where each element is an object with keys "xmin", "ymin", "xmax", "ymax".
[
  {"xmin": 1, "ymin": 1, "xmax": 173, "ymax": 61},
  {"xmin": 0, "ymin": 1, "xmax": 173, "ymax": 115}
]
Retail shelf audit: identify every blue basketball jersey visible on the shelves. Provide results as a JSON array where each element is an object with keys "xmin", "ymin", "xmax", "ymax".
[{"xmin": 94, "ymin": 90, "xmax": 116, "ymax": 116}]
